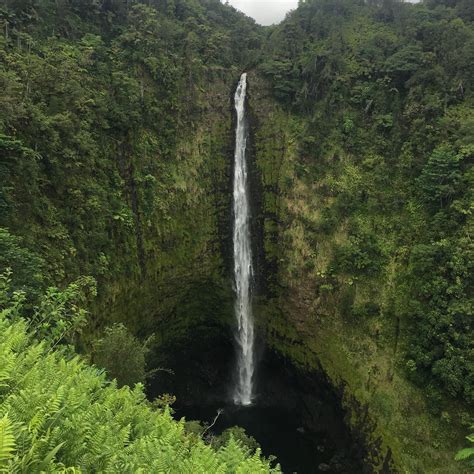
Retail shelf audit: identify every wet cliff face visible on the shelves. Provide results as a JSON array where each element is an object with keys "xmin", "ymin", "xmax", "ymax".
[
  {"xmin": 96, "ymin": 72, "xmax": 386, "ymax": 473},
  {"xmin": 90, "ymin": 72, "xmax": 464, "ymax": 473},
  {"xmin": 245, "ymin": 72, "xmax": 468, "ymax": 474},
  {"xmin": 142, "ymin": 73, "xmax": 365, "ymax": 472},
  {"xmin": 244, "ymin": 71, "xmax": 403, "ymax": 471},
  {"xmin": 91, "ymin": 75, "xmax": 236, "ymax": 340}
]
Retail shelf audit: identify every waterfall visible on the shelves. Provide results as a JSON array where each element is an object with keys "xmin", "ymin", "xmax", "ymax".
[{"xmin": 232, "ymin": 73, "xmax": 255, "ymax": 406}]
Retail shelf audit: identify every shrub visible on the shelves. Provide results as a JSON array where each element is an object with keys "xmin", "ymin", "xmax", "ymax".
[
  {"xmin": 93, "ymin": 323, "xmax": 149, "ymax": 388},
  {"xmin": 455, "ymin": 425, "xmax": 474, "ymax": 468}
]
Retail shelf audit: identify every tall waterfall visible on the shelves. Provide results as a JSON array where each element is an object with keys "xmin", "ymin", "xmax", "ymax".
[{"xmin": 232, "ymin": 73, "xmax": 255, "ymax": 406}]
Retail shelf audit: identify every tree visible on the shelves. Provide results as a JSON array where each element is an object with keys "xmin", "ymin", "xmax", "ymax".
[
  {"xmin": 417, "ymin": 146, "xmax": 462, "ymax": 209},
  {"xmin": 93, "ymin": 323, "xmax": 149, "ymax": 387}
]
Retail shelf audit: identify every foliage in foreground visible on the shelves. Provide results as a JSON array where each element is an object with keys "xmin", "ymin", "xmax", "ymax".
[{"xmin": 0, "ymin": 313, "xmax": 278, "ymax": 472}]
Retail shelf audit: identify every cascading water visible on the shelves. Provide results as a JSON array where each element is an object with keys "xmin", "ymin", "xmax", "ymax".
[{"xmin": 232, "ymin": 72, "xmax": 255, "ymax": 406}]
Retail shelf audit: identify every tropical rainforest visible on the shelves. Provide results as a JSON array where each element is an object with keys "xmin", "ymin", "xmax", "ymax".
[{"xmin": 0, "ymin": 0, "xmax": 473, "ymax": 472}]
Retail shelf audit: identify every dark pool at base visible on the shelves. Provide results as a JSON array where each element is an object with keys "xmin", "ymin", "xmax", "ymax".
[
  {"xmin": 148, "ymin": 328, "xmax": 365, "ymax": 473},
  {"xmin": 173, "ymin": 403, "xmax": 357, "ymax": 474}
]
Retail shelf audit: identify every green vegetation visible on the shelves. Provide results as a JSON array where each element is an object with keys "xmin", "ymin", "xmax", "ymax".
[
  {"xmin": 249, "ymin": 0, "xmax": 473, "ymax": 470},
  {"xmin": 263, "ymin": 0, "xmax": 473, "ymax": 400},
  {"xmin": 455, "ymin": 425, "xmax": 474, "ymax": 467},
  {"xmin": 0, "ymin": 278, "xmax": 277, "ymax": 472},
  {"xmin": 0, "ymin": 0, "xmax": 473, "ymax": 471},
  {"xmin": 0, "ymin": 0, "xmax": 263, "ymax": 326},
  {"xmin": 92, "ymin": 323, "xmax": 151, "ymax": 388},
  {"xmin": 185, "ymin": 420, "xmax": 261, "ymax": 454}
]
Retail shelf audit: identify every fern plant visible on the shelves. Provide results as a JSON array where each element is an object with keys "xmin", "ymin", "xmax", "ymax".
[
  {"xmin": 455, "ymin": 425, "xmax": 474, "ymax": 468},
  {"xmin": 0, "ymin": 286, "xmax": 280, "ymax": 473},
  {"xmin": 0, "ymin": 414, "xmax": 15, "ymax": 470}
]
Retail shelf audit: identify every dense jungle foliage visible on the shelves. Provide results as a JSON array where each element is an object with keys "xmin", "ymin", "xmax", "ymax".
[
  {"xmin": 260, "ymin": 0, "xmax": 473, "ymax": 416},
  {"xmin": 254, "ymin": 0, "xmax": 473, "ymax": 467},
  {"xmin": 0, "ymin": 0, "xmax": 473, "ymax": 470},
  {"xmin": 0, "ymin": 0, "xmax": 262, "ymax": 297}
]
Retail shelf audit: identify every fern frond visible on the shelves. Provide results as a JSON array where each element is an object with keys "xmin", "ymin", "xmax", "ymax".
[
  {"xmin": 0, "ymin": 414, "xmax": 16, "ymax": 467},
  {"xmin": 455, "ymin": 447, "xmax": 474, "ymax": 461},
  {"xmin": 37, "ymin": 441, "xmax": 65, "ymax": 471},
  {"xmin": 0, "ymin": 311, "xmax": 277, "ymax": 472}
]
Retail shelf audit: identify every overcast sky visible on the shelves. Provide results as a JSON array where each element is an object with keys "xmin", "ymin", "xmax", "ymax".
[
  {"xmin": 227, "ymin": 0, "xmax": 298, "ymax": 25},
  {"xmin": 226, "ymin": 0, "xmax": 421, "ymax": 26}
]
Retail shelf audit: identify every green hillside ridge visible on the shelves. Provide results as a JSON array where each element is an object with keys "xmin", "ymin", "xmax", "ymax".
[
  {"xmin": 0, "ymin": 0, "xmax": 473, "ymax": 471},
  {"xmin": 248, "ymin": 0, "xmax": 473, "ymax": 470}
]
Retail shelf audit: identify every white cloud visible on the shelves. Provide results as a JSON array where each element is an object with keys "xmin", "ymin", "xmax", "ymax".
[
  {"xmin": 226, "ymin": 0, "xmax": 299, "ymax": 26},
  {"xmin": 225, "ymin": 0, "xmax": 422, "ymax": 26}
]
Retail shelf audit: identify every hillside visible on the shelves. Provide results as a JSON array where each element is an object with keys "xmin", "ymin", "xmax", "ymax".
[
  {"xmin": 1, "ymin": 0, "xmax": 473, "ymax": 472},
  {"xmin": 248, "ymin": 0, "xmax": 473, "ymax": 470}
]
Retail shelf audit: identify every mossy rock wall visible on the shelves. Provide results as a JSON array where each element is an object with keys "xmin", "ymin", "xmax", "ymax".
[
  {"xmin": 247, "ymin": 72, "xmax": 470, "ymax": 474},
  {"xmin": 92, "ymin": 76, "xmax": 236, "ymax": 336}
]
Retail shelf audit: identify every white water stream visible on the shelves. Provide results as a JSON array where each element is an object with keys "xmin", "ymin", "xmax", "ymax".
[{"xmin": 232, "ymin": 73, "xmax": 255, "ymax": 406}]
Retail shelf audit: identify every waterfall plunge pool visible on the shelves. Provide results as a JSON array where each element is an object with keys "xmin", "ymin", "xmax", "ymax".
[
  {"xmin": 173, "ymin": 402, "xmax": 359, "ymax": 473},
  {"xmin": 148, "ymin": 334, "xmax": 365, "ymax": 473}
]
